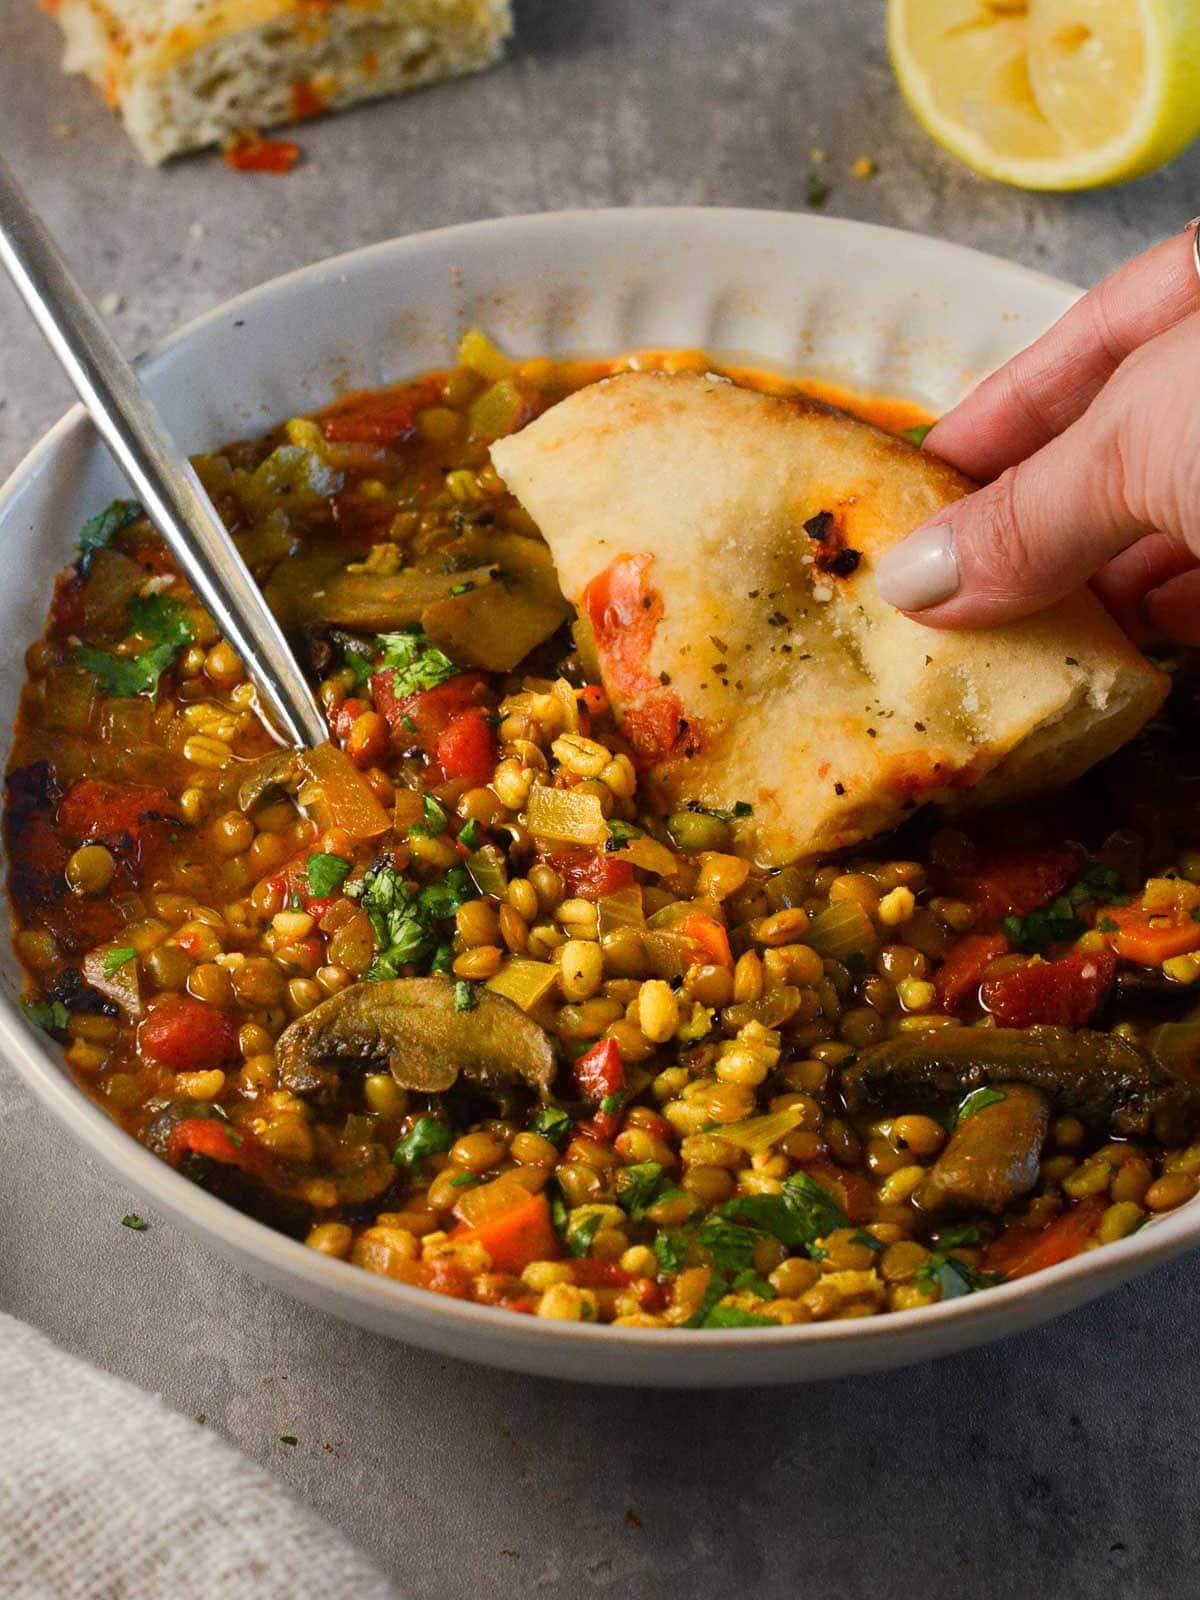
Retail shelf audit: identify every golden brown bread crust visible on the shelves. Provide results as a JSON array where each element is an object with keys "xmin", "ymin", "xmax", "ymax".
[{"xmin": 492, "ymin": 371, "xmax": 1168, "ymax": 864}]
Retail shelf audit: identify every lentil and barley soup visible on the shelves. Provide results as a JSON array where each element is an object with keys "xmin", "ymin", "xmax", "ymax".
[{"xmin": 9, "ymin": 333, "xmax": 1200, "ymax": 1331}]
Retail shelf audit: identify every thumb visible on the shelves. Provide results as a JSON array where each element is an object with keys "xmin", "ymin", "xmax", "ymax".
[{"xmin": 876, "ymin": 405, "xmax": 1147, "ymax": 628}]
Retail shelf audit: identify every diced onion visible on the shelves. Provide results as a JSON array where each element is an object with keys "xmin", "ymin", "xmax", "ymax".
[
  {"xmin": 807, "ymin": 901, "xmax": 876, "ymax": 961},
  {"xmin": 720, "ymin": 1104, "xmax": 806, "ymax": 1154},
  {"xmin": 486, "ymin": 958, "xmax": 559, "ymax": 1012},
  {"xmin": 527, "ymin": 786, "xmax": 610, "ymax": 847}
]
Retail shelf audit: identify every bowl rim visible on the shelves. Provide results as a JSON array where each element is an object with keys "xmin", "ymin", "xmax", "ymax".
[{"xmin": 4, "ymin": 204, "xmax": 1195, "ymax": 1359}]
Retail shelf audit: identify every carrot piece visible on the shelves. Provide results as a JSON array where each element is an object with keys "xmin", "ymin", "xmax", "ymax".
[
  {"xmin": 678, "ymin": 913, "xmax": 733, "ymax": 969},
  {"xmin": 936, "ymin": 932, "xmax": 1010, "ymax": 1014},
  {"xmin": 451, "ymin": 1190, "xmax": 559, "ymax": 1274},
  {"xmin": 984, "ymin": 1196, "xmax": 1105, "ymax": 1280},
  {"xmin": 1102, "ymin": 903, "xmax": 1200, "ymax": 966}
]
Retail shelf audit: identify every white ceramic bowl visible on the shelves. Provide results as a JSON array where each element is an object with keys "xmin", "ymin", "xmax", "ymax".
[{"xmin": 3, "ymin": 208, "xmax": 1195, "ymax": 1386}]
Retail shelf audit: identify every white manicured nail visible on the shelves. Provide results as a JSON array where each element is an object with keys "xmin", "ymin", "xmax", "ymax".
[{"xmin": 876, "ymin": 522, "xmax": 960, "ymax": 611}]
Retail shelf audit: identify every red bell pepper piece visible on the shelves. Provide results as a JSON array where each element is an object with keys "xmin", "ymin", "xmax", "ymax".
[
  {"xmin": 167, "ymin": 1118, "xmax": 258, "ymax": 1171},
  {"xmin": 935, "ymin": 932, "xmax": 1011, "ymax": 1014},
  {"xmin": 549, "ymin": 851, "xmax": 636, "ymax": 901},
  {"xmin": 980, "ymin": 949, "xmax": 1116, "ymax": 1028},
  {"xmin": 963, "ymin": 844, "xmax": 1083, "ymax": 921},
  {"xmin": 573, "ymin": 1036, "xmax": 625, "ymax": 1104},
  {"xmin": 678, "ymin": 913, "xmax": 734, "ymax": 970},
  {"xmin": 371, "ymin": 670, "xmax": 488, "ymax": 748},
  {"xmin": 450, "ymin": 1190, "xmax": 559, "ymax": 1275}
]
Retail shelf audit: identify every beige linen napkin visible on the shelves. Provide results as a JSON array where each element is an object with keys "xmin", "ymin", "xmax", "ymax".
[{"xmin": 0, "ymin": 1312, "xmax": 399, "ymax": 1599}]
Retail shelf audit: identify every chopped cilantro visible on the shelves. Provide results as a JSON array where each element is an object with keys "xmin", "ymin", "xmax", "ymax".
[
  {"xmin": 599, "ymin": 1091, "xmax": 622, "ymax": 1115},
  {"xmin": 392, "ymin": 1116, "xmax": 453, "ymax": 1174},
  {"xmin": 652, "ymin": 1228, "xmax": 693, "ymax": 1275},
  {"xmin": 306, "ymin": 852, "xmax": 352, "ymax": 898},
  {"xmin": 449, "ymin": 1172, "xmax": 478, "ymax": 1189},
  {"xmin": 458, "ymin": 818, "xmax": 482, "ymax": 850},
  {"xmin": 698, "ymin": 1304, "xmax": 775, "ymax": 1329},
  {"xmin": 279, "ymin": 1435, "xmax": 298, "ymax": 1446},
  {"xmin": 120, "ymin": 1213, "xmax": 147, "ymax": 1231},
  {"xmin": 453, "ymin": 979, "xmax": 478, "ymax": 1012},
  {"xmin": 606, "ymin": 820, "xmax": 644, "ymax": 846},
  {"xmin": 935, "ymin": 1222, "xmax": 983, "ymax": 1250},
  {"xmin": 75, "ymin": 593, "xmax": 195, "ymax": 699},
  {"xmin": 617, "ymin": 1162, "xmax": 666, "ymax": 1219},
  {"xmin": 722, "ymin": 1171, "xmax": 848, "ymax": 1254},
  {"xmin": 549, "ymin": 1186, "xmax": 569, "ymax": 1240},
  {"xmin": 102, "ymin": 946, "xmax": 137, "ymax": 979},
  {"xmin": 806, "ymin": 170, "xmax": 830, "ymax": 208},
  {"xmin": 342, "ymin": 646, "xmax": 376, "ymax": 687},
  {"xmin": 350, "ymin": 860, "xmax": 475, "ymax": 979},
  {"xmin": 449, "ymin": 581, "xmax": 476, "ymax": 596},
  {"xmin": 955, "ymin": 1086, "xmax": 1007, "ymax": 1125},
  {"xmin": 400, "ymin": 713, "xmax": 417, "ymax": 733},
  {"xmin": 421, "ymin": 794, "xmax": 449, "ymax": 836},
  {"xmin": 915, "ymin": 1254, "xmax": 1004, "ymax": 1300},
  {"xmin": 1003, "ymin": 862, "xmax": 1128, "ymax": 953},
  {"xmin": 901, "ymin": 423, "xmax": 932, "ymax": 447},
  {"xmin": 77, "ymin": 499, "xmax": 141, "ymax": 576},
  {"xmin": 22, "ymin": 997, "xmax": 70, "ymax": 1036},
  {"xmin": 566, "ymin": 1211, "xmax": 605, "ymax": 1258},
  {"xmin": 1098, "ymin": 916, "xmax": 1119, "ymax": 934},
  {"xmin": 848, "ymin": 1228, "xmax": 883, "ymax": 1253},
  {"xmin": 530, "ymin": 1105, "xmax": 573, "ymax": 1145},
  {"xmin": 377, "ymin": 627, "xmax": 460, "ymax": 698},
  {"xmin": 732, "ymin": 801, "xmax": 753, "ymax": 818},
  {"xmin": 682, "ymin": 1274, "xmax": 727, "ymax": 1329},
  {"xmin": 730, "ymin": 1268, "xmax": 777, "ymax": 1299}
]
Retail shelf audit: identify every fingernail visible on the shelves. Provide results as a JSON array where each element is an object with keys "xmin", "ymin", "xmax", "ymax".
[{"xmin": 875, "ymin": 522, "xmax": 961, "ymax": 611}]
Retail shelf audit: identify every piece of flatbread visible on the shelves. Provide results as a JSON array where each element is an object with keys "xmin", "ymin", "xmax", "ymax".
[
  {"xmin": 46, "ymin": 0, "xmax": 513, "ymax": 163},
  {"xmin": 491, "ymin": 371, "xmax": 1168, "ymax": 864}
]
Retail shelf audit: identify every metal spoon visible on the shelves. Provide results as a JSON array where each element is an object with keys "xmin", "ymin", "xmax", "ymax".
[{"xmin": 0, "ymin": 154, "xmax": 327, "ymax": 748}]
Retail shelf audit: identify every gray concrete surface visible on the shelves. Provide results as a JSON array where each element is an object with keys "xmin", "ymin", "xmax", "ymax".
[{"xmin": 3, "ymin": 2, "xmax": 1200, "ymax": 1595}]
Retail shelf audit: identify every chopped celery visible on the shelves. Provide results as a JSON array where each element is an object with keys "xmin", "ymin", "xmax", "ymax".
[
  {"xmin": 614, "ymin": 835, "xmax": 679, "ymax": 877},
  {"xmin": 597, "ymin": 886, "xmax": 646, "ymax": 935},
  {"xmin": 456, "ymin": 327, "xmax": 514, "ymax": 383},
  {"xmin": 468, "ymin": 379, "xmax": 525, "ymax": 441},
  {"xmin": 720, "ymin": 1104, "xmax": 807, "ymax": 1154}
]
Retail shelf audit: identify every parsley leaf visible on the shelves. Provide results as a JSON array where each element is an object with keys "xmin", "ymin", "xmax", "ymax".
[
  {"xmin": 955, "ymin": 1086, "xmax": 1007, "ymax": 1125},
  {"xmin": 901, "ymin": 424, "xmax": 932, "ymax": 447},
  {"xmin": 342, "ymin": 646, "xmax": 376, "ymax": 688},
  {"xmin": 935, "ymin": 1222, "xmax": 983, "ymax": 1250},
  {"xmin": 683, "ymin": 1274, "xmax": 727, "ymax": 1328},
  {"xmin": 606, "ymin": 821, "xmax": 644, "ymax": 846},
  {"xmin": 392, "ymin": 1116, "xmax": 453, "ymax": 1174},
  {"xmin": 453, "ymin": 979, "xmax": 478, "ymax": 1012},
  {"xmin": 599, "ymin": 1091, "xmax": 622, "ymax": 1115},
  {"xmin": 22, "ymin": 997, "xmax": 70, "ymax": 1036},
  {"xmin": 806, "ymin": 170, "xmax": 830, "ymax": 208},
  {"xmin": 566, "ymin": 1211, "xmax": 605, "ymax": 1258},
  {"xmin": 722, "ymin": 1171, "xmax": 848, "ymax": 1255},
  {"xmin": 915, "ymin": 1253, "xmax": 1004, "ymax": 1300},
  {"xmin": 699, "ymin": 1304, "xmax": 776, "ymax": 1329},
  {"xmin": 616, "ymin": 1162, "xmax": 666, "ymax": 1219},
  {"xmin": 458, "ymin": 818, "xmax": 482, "ymax": 850},
  {"xmin": 1003, "ymin": 862, "xmax": 1128, "ymax": 953},
  {"xmin": 420, "ymin": 795, "xmax": 449, "ymax": 836},
  {"xmin": 696, "ymin": 1214, "xmax": 759, "ymax": 1275},
  {"xmin": 653, "ymin": 1228, "xmax": 693, "ymax": 1275},
  {"xmin": 102, "ymin": 946, "xmax": 138, "ymax": 979},
  {"xmin": 78, "ymin": 499, "xmax": 141, "ymax": 576},
  {"xmin": 530, "ymin": 1105, "xmax": 573, "ymax": 1145},
  {"xmin": 377, "ymin": 628, "xmax": 460, "ymax": 698},
  {"xmin": 306, "ymin": 852, "xmax": 353, "ymax": 897},
  {"xmin": 75, "ymin": 593, "xmax": 194, "ymax": 699},
  {"xmin": 120, "ymin": 1213, "xmax": 148, "ymax": 1231},
  {"xmin": 730, "ymin": 1268, "xmax": 777, "ymax": 1299}
]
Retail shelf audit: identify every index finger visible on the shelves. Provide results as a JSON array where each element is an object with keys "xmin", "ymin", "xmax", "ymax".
[{"xmin": 924, "ymin": 226, "xmax": 1200, "ymax": 483}]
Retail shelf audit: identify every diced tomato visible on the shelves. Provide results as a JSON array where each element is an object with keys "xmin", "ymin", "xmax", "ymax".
[
  {"xmin": 984, "ymin": 1196, "xmax": 1105, "ymax": 1280},
  {"xmin": 371, "ymin": 670, "xmax": 488, "ymax": 748},
  {"xmin": 50, "ymin": 569, "xmax": 85, "ymax": 637},
  {"xmin": 423, "ymin": 1255, "xmax": 475, "ymax": 1300},
  {"xmin": 138, "ymin": 996, "xmax": 238, "ymax": 1071},
  {"xmin": 59, "ymin": 779, "xmax": 176, "ymax": 843},
  {"xmin": 435, "ymin": 708, "xmax": 497, "ymax": 786},
  {"xmin": 318, "ymin": 382, "xmax": 435, "ymax": 445},
  {"xmin": 980, "ymin": 949, "xmax": 1116, "ymax": 1028},
  {"xmin": 936, "ymin": 932, "xmax": 1011, "ymax": 1014},
  {"xmin": 167, "ymin": 1118, "xmax": 260, "ymax": 1172},
  {"xmin": 224, "ymin": 132, "xmax": 300, "ymax": 174},
  {"xmin": 581, "ymin": 553, "xmax": 663, "ymax": 701},
  {"xmin": 571, "ymin": 1259, "xmax": 633, "ymax": 1288},
  {"xmin": 330, "ymin": 697, "xmax": 369, "ymax": 740},
  {"xmin": 803, "ymin": 1160, "xmax": 874, "ymax": 1225},
  {"xmin": 621, "ymin": 690, "xmax": 700, "ymax": 766},
  {"xmin": 579, "ymin": 684, "xmax": 609, "ymax": 718},
  {"xmin": 1101, "ymin": 903, "xmax": 1200, "ymax": 967},
  {"xmin": 678, "ymin": 913, "xmax": 734, "ymax": 969},
  {"xmin": 549, "ymin": 851, "xmax": 636, "ymax": 901},
  {"xmin": 574, "ymin": 1036, "xmax": 625, "ymax": 1105},
  {"xmin": 963, "ymin": 844, "xmax": 1083, "ymax": 922},
  {"xmin": 451, "ymin": 1190, "xmax": 559, "ymax": 1275},
  {"xmin": 576, "ymin": 1109, "xmax": 620, "ymax": 1144}
]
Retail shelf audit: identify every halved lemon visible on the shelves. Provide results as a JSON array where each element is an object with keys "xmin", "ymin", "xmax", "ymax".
[{"xmin": 887, "ymin": 0, "xmax": 1200, "ymax": 190}]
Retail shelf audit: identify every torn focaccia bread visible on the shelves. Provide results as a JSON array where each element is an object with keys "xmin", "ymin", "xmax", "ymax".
[
  {"xmin": 491, "ymin": 371, "xmax": 1168, "ymax": 864},
  {"xmin": 46, "ymin": 0, "xmax": 513, "ymax": 163}
]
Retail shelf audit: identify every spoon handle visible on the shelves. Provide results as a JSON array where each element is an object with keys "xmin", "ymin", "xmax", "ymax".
[{"xmin": 0, "ymin": 155, "xmax": 327, "ymax": 749}]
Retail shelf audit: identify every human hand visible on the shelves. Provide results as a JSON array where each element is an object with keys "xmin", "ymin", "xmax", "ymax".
[{"xmin": 875, "ymin": 225, "xmax": 1200, "ymax": 645}]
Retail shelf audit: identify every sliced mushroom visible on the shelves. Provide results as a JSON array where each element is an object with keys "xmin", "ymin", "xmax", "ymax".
[
  {"xmin": 920, "ymin": 1084, "xmax": 1050, "ymax": 1214},
  {"xmin": 842, "ymin": 1026, "xmax": 1173, "ymax": 1137},
  {"xmin": 236, "ymin": 748, "xmax": 304, "ymax": 814},
  {"xmin": 422, "ymin": 535, "xmax": 570, "ymax": 672},
  {"xmin": 275, "ymin": 976, "xmax": 555, "ymax": 1100}
]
